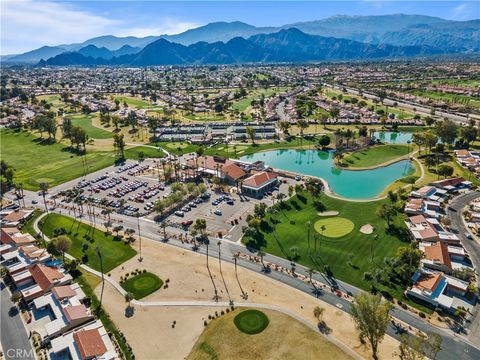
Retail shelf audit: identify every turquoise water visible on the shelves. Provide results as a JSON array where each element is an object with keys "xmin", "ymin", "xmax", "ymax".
[
  {"xmin": 240, "ymin": 149, "xmax": 415, "ymax": 199},
  {"xmin": 373, "ymin": 131, "xmax": 413, "ymax": 144}
]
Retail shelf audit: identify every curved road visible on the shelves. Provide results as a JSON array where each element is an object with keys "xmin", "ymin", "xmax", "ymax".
[
  {"xmin": 31, "ymin": 201, "xmax": 480, "ymax": 360},
  {"xmin": 448, "ymin": 191, "xmax": 480, "ymax": 346}
]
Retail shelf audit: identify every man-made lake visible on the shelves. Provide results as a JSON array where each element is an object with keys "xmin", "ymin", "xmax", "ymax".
[
  {"xmin": 373, "ymin": 131, "xmax": 413, "ymax": 144},
  {"xmin": 240, "ymin": 149, "xmax": 415, "ymax": 199}
]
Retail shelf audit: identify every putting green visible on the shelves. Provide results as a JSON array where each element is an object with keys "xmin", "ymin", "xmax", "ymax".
[
  {"xmin": 225, "ymin": 145, "xmax": 248, "ymax": 153},
  {"xmin": 314, "ymin": 217, "xmax": 354, "ymax": 238},
  {"xmin": 121, "ymin": 272, "xmax": 163, "ymax": 299},
  {"xmin": 234, "ymin": 310, "xmax": 269, "ymax": 335}
]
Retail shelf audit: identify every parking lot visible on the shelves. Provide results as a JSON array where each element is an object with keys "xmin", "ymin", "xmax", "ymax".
[
  {"xmin": 56, "ymin": 159, "xmax": 172, "ymax": 217},
  {"xmin": 162, "ymin": 176, "xmax": 296, "ymax": 241}
]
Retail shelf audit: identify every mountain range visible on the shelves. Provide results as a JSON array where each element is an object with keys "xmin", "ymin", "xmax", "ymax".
[{"xmin": 4, "ymin": 14, "xmax": 479, "ymax": 65}]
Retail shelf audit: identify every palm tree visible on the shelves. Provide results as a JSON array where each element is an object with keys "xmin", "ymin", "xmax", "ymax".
[
  {"xmin": 39, "ymin": 182, "xmax": 49, "ymax": 213},
  {"xmin": 96, "ymin": 246, "xmax": 105, "ymax": 313},
  {"xmin": 257, "ymin": 249, "xmax": 266, "ymax": 271},
  {"xmin": 136, "ymin": 212, "xmax": 142, "ymax": 261},
  {"xmin": 232, "ymin": 253, "xmax": 246, "ymax": 299},
  {"xmin": 205, "ymin": 240, "xmax": 219, "ymax": 301},
  {"xmin": 306, "ymin": 221, "xmax": 312, "ymax": 256},
  {"xmin": 217, "ymin": 241, "xmax": 231, "ymax": 302}
]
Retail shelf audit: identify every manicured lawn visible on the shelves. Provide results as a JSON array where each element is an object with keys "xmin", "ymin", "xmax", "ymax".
[
  {"xmin": 21, "ymin": 210, "xmax": 44, "ymax": 239},
  {"xmin": 407, "ymin": 89, "xmax": 480, "ymax": 108},
  {"xmin": 231, "ymin": 87, "xmax": 289, "ymax": 112},
  {"xmin": 67, "ymin": 113, "xmax": 112, "ymax": 139},
  {"xmin": 243, "ymin": 191, "xmax": 416, "ymax": 305},
  {"xmin": 120, "ymin": 272, "xmax": 163, "ymax": 299},
  {"xmin": 148, "ymin": 141, "xmax": 199, "ymax": 155},
  {"xmin": 188, "ymin": 308, "xmax": 353, "ymax": 360},
  {"xmin": 233, "ymin": 309, "xmax": 269, "ymax": 334},
  {"xmin": 314, "ymin": 217, "xmax": 354, "ymax": 238},
  {"xmin": 40, "ymin": 213, "xmax": 136, "ymax": 273},
  {"xmin": 124, "ymin": 146, "xmax": 165, "ymax": 160},
  {"xmin": 1, "ymin": 129, "xmax": 115, "ymax": 190},
  {"xmin": 343, "ymin": 144, "xmax": 411, "ymax": 168},
  {"xmin": 113, "ymin": 95, "xmax": 152, "ymax": 109}
]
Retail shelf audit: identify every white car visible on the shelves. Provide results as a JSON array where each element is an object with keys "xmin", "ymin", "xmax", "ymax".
[{"xmin": 214, "ymin": 209, "xmax": 222, "ymax": 216}]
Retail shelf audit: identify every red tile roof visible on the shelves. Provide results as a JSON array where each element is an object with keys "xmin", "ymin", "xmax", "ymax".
[
  {"xmin": 424, "ymin": 242, "xmax": 452, "ymax": 269},
  {"xmin": 52, "ymin": 285, "xmax": 76, "ymax": 300},
  {"xmin": 73, "ymin": 329, "xmax": 107, "ymax": 360},
  {"xmin": 222, "ymin": 163, "xmax": 246, "ymax": 180},
  {"xmin": 242, "ymin": 172, "xmax": 277, "ymax": 188},
  {"xmin": 415, "ymin": 272, "xmax": 442, "ymax": 291},
  {"xmin": 64, "ymin": 305, "xmax": 89, "ymax": 322},
  {"xmin": 29, "ymin": 264, "xmax": 64, "ymax": 291},
  {"xmin": 409, "ymin": 215, "xmax": 427, "ymax": 224}
]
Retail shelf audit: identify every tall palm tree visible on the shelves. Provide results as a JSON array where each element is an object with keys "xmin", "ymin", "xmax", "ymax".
[
  {"xmin": 205, "ymin": 241, "xmax": 219, "ymax": 301},
  {"xmin": 217, "ymin": 241, "xmax": 231, "ymax": 302},
  {"xmin": 136, "ymin": 212, "xmax": 142, "ymax": 261},
  {"xmin": 39, "ymin": 182, "xmax": 49, "ymax": 213},
  {"xmin": 257, "ymin": 249, "xmax": 266, "ymax": 271},
  {"xmin": 161, "ymin": 221, "xmax": 168, "ymax": 242},
  {"xmin": 96, "ymin": 246, "xmax": 105, "ymax": 313},
  {"xmin": 232, "ymin": 253, "xmax": 246, "ymax": 299},
  {"xmin": 305, "ymin": 221, "xmax": 312, "ymax": 256}
]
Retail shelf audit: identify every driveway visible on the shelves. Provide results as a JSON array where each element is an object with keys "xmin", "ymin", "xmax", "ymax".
[{"xmin": 0, "ymin": 282, "xmax": 35, "ymax": 360}]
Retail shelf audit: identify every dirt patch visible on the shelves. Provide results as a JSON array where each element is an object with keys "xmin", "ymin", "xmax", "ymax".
[{"xmin": 360, "ymin": 224, "xmax": 374, "ymax": 234}]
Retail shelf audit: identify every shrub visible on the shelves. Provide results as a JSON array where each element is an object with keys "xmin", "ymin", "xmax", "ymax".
[{"xmin": 419, "ymin": 312, "xmax": 426, "ymax": 318}]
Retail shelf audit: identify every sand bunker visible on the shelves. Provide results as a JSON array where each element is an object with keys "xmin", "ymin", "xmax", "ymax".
[
  {"xmin": 318, "ymin": 211, "xmax": 339, "ymax": 217},
  {"xmin": 360, "ymin": 224, "xmax": 374, "ymax": 234}
]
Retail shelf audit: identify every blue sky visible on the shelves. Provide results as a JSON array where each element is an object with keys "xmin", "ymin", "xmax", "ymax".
[{"xmin": 1, "ymin": 1, "xmax": 479, "ymax": 54}]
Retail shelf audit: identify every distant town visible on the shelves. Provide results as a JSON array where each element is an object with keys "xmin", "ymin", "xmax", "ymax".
[{"xmin": 1, "ymin": 8, "xmax": 480, "ymax": 360}]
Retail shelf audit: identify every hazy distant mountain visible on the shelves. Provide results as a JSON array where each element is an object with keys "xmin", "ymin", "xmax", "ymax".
[
  {"xmin": 76, "ymin": 44, "xmax": 142, "ymax": 60},
  {"xmin": 161, "ymin": 21, "xmax": 276, "ymax": 45},
  {"xmin": 7, "ymin": 46, "xmax": 67, "ymax": 63},
  {"xmin": 11, "ymin": 15, "xmax": 480, "ymax": 63},
  {"xmin": 38, "ymin": 28, "xmax": 447, "ymax": 66}
]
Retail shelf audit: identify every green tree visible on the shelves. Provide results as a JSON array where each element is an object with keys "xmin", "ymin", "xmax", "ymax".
[
  {"xmin": 435, "ymin": 120, "xmax": 457, "ymax": 145},
  {"xmin": 246, "ymin": 126, "xmax": 256, "ymax": 144},
  {"xmin": 350, "ymin": 293, "xmax": 392, "ymax": 360}
]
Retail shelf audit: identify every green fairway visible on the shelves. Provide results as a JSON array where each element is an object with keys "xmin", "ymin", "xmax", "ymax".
[
  {"xmin": 148, "ymin": 141, "xmax": 199, "ymax": 155},
  {"xmin": 233, "ymin": 310, "xmax": 269, "ymax": 335},
  {"xmin": 67, "ymin": 113, "xmax": 112, "ymax": 139},
  {"xmin": 121, "ymin": 272, "xmax": 163, "ymax": 299},
  {"xmin": 343, "ymin": 144, "xmax": 411, "ymax": 168},
  {"xmin": 231, "ymin": 87, "xmax": 289, "ymax": 112},
  {"xmin": 314, "ymin": 217, "xmax": 354, "ymax": 238},
  {"xmin": 40, "ymin": 213, "xmax": 136, "ymax": 273},
  {"xmin": 407, "ymin": 89, "xmax": 480, "ymax": 108},
  {"xmin": 113, "ymin": 95, "xmax": 151, "ymax": 109},
  {"xmin": 0, "ymin": 129, "xmax": 115, "ymax": 190},
  {"xmin": 243, "ymin": 192, "xmax": 416, "ymax": 305},
  {"xmin": 124, "ymin": 146, "xmax": 165, "ymax": 160}
]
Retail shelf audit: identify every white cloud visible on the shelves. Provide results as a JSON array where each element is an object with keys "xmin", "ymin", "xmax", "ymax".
[
  {"xmin": 0, "ymin": 0, "xmax": 118, "ymax": 54},
  {"xmin": 116, "ymin": 18, "xmax": 200, "ymax": 38},
  {"xmin": 0, "ymin": 0, "xmax": 201, "ymax": 55},
  {"xmin": 452, "ymin": 3, "xmax": 470, "ymax": 20}
]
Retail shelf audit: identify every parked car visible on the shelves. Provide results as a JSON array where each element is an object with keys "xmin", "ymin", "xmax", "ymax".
[
  {"xmin": 32, "ymin": 199, "xmax": 38, "ymax": 204},
  {"xmin": 465, "ymin": 232, "xmax": 473, "ymax": 240},
  {"xmin": 181, "ymin": 220, "xmax": 194, "ymax": 227},
  {"xmin": 214, "ymin": 209, "xmax": 222, "ymax": 216},
  {"xmin": 175, "ymin": 211, "xmax": 185, "ymax": 217}
]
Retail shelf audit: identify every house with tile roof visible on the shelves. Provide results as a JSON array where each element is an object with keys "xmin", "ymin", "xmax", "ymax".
[
  {"xmin": 48, "ymin": 320, "xmax": 118, "ymax": 360},
  {"xmin": 0, "ymin": 227, "xmax": 36, "ymax": 247},
  {"xmin": 13, "ymin": 263, "xmax": 72, "ymax": 301},
  {"xmin": 241, "ymin": 171, "xmax": 278, "ymax": 198},
  {"xmin": 406, "ymin": 268, "xmax": 474, "ymax": 313},
  {"xmin": 31, "ymin": 283, "xmax": 91, "ymax": 340}
]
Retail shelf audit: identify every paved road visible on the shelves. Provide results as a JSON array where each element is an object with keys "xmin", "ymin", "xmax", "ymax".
[
  {"xmin": 11, "ymin": 189, "xmax": 480, "ymax": 359},
  {"xmin": 448, "ymin": 191, "xmax": 480, "ymax": 346},
  {"xmin": 324, "ymin": 83, "xmax": 477, "ymax": 124},
  {"xmin": 0, "ymin": 282, "xmax": 35, "ymax": 360}
]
